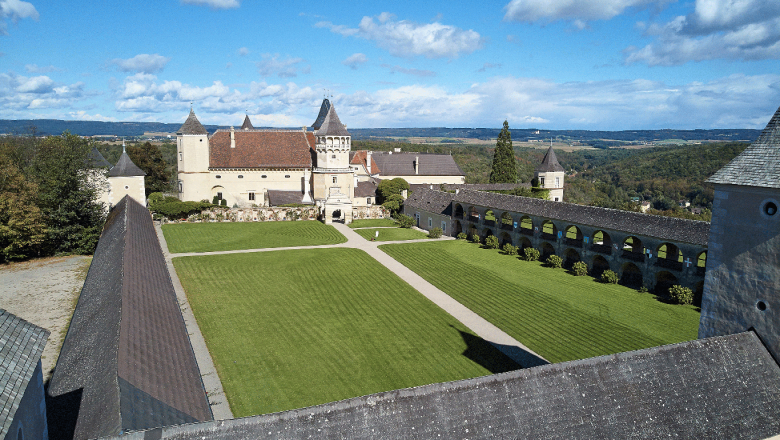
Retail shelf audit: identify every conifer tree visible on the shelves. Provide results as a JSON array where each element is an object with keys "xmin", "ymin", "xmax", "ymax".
[{"xmin": 489, "ymin": 120, "xmax": 518, "ymax": 183}]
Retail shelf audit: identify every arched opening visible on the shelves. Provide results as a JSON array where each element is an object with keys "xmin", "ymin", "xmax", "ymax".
[
  {"xmin": 454, "ymin": 220, "xmax": 463, "ymax": 235},
  {"xmin": 655, "ymin": 271, "xmax": 678, "ymax": 295},
  {"xmin": 696, "ymin": 251, "xmax": 707, "ymax": 276},
  {"xmin": 656, "ymin": 243, "xmax": 683, "ymax": 271},
  {"xmin": 484, "ymin": 210, "xmax": 496, "ymax": 226},
  {"xmin": 499, "ymin": 232, "xmax": 512, "ymax": 247},
  {"xmin": 482, "ymin": 228, "xmax": 495, "ymax": 241},
  {"xmin": 620, "ymin": 262, "xmax": 643, "ymax": 288},
  {"xmin": 454, "ymin": 204, "xmax": 464, "ymax": 218},
  {"xmin": 564, "ymin": 225, "xmax": 583, "ymax": 248},
  {"xmin": 518, "ymin": 237, "xmax": 532, "ymax": 250},
  {"xmin": 519, "ymin": 216, "xmax": 533, "ymax": 236},
  {"xmin": 541, "ymin": 220, "xmax": 557, "ymax": 241},
  {"xmin": 332, "ymin": 209, "xmax": 342, "ymax": 219},
  {"xmin": 468, "ymin": 206, "xmax": 479, "ymax": 222},
  {"xmin": 541, "ymin": 242, "xmax": 556, "ymax": 260},
  {"xmin": 590, "ymin": 230, "xmax": 612, "ymax": 255},
  {"xmin": 563, "ymin": 248, "xmax": 581, "ymax": 270},
  {"xmin": 500, "ymin": 212, "xmax": 514, "ymax": 230},
  {"xmin": 591, "ymin": 255, "xmax": 611, "ymax": 278},
  {"xmin": 622, "ymin": 236, "xmax": 644, "ymax": 262},
  {"xmin": 694, "ymin": 281, "xmax": 704, "ymax": 307}
]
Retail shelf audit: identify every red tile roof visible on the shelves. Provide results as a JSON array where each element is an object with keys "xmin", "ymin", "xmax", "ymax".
[
  {"xmin": 350, "ymin": 150, "xmax": 381, "ymax": 174},
  {"xmin": 210, "ymin": 130, "xmax": 314, "ymax": 169}
]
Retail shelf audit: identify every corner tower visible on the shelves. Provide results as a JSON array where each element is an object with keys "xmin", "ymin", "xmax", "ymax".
[
  {"xmin": 699, "ymin": 104, "xmax": 780, "ymax": 362},
  {"xmin": 535, "ymin": 145, "xmax": 565, "ymax": 201},
  {"xmin": 108, "ymin": 143, "xmax": 146, "ymax": 206},
  {"xmin": 311, "ymin": 99, "xmax": 354, "ymax": 223},
  {"xmin": 177, "ymin": 108, "xmax": 210, "ymax": 202}
]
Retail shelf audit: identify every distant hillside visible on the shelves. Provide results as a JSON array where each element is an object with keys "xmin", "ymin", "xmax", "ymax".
[{"xmin": 0, "ymin": 119, "xmax": 761, "ymax": 143}]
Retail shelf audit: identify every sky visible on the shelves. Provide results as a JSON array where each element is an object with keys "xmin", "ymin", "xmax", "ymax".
[{"xmin": 1, "ymin": 0, "xmax": 779, "ymax": 130}]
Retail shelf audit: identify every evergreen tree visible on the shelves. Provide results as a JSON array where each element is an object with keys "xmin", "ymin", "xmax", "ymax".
[
  {"xmin": 489, "ymin": 120, "xmax": 518, "ymax": 183},
  {"xmin": 127, "ymin": 142, "xmax": 172, "ymax": 196}
]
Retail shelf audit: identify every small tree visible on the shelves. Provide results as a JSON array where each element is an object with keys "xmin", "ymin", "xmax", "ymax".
[
  {"xmin": 457, "ymin": 232, "xmax": 468, "ymax": 240},
  {"xmin": 523, "ymin": 247, "xmax": 540, "ymax": 261},
  {"xmin": 502, "ymin": 243, "xmax": 518, "ymax": 256},
  {"xmin": 470, "ymin": 233, "xmax": 481, "ymax": 244},
  {"xmin": 601, "ymin": 269, "xmax": 618, "ymax": 284},
  {"xmin": 545, "ymin": 255, "xmax": 562, "ymax": 268},
  {"xmin": 572, "ymin": 261, "xmax": 588, "ymax": 276},
  {"xmin": 669, "ymin": 285, "xmax": 693, "ymax": 305},
  {"xmin": 484, "ymin": 235, "xmax": 499, "ymax": 249},
  {"xmin": 428, "ymin": 227, "xmax": 443, "ymax": 238},
  {"xmin": 395, "ymin": 214, "xmax": 415, "ymax": 228}
]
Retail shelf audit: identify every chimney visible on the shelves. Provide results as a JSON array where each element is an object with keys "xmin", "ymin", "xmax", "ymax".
[
  {"xmin": 414, "ymin": 156, "xmax": 419, "ymax": 175},
  {"xmin": 230, "ymin": 126, "xmax": 235, "ymax": 149},
  {"xmin": 366, "ymin": 151, "xmax": 372, "ymax": 174}
]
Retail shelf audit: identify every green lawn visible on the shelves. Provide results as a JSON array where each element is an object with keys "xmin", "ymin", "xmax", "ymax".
[
  {"xmin": 355, "ymin": 227, "xmax": 429, "ymax": 241},
  {"xmin": 380, "ymin": 240, "xmax": 700, "ymax": 364},
  {"xmin": 349, "ymin": 218, "xmax": 397, "ymax": 228},
  {"xmin": 162, "ymin": 221, "xmax": 346, "ymax": 253},
  {"xmin": 173, "ymin": 248, "xmax": 518, "ymax": 417}
]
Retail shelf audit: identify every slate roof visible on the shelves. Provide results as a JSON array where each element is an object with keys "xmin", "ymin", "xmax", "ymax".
[
  {"xmin": 310, "ymin": 98, "xmax": 331, "ymax": 130},
  {"xmin": 536, "ymin": 145, "xmax": 565, "ymax": 173},
  {"xmin": 88, "ymin": 147, "xmax": 113, "ymax": 168},
  {"xmin": 404, "ymin": 187, "xmax": 454, "ymax": 216},
  {"xmin": 209, "ymin": 130, "xmax": 315, "ymax": 169},
  {"xmin": 315, "ymin": 104, "xmax": 350, "ymax": 137},
  {"xmin": 371, "ymin": 152, "xmax": 465, "ymax": 177},
  {"xmin": 178, "ymin": 109, "xmax": 208, "ymax": 135},
  {"xmin": 349, "ymin": 151, "xmax": 381, "ymax": 174},
  {"xmin": 267, "ymin": 190, "xmax": 308, "ymax": 206},
  {"xmin": 409, "ymin": 183, "xmax": 530, "ymax": 193},
  {"xmin": 241, "ymin": 115, "xmax": 254, "ymax": 130},
  {"xmin": 453, "ymin": 189, "xmax": 709, "ymax": 245},
  {"xmin": 354, "ymin": 178, "xmax": 380, "ymax": 198},
  {"xmin": 114, "ymin": 331, "xmax": 780, "ymax": 439},
  {"xmin": 0, "ymin": 310, "xmax": 48, "ymax": 438},
  {"xmin": 109, "ymin": 151, "xmax": 146, "ymax": 177},
  {"xmin": 47, "ymin": 196, "xmax": 212, "ymax": 438},
  {"xmin": 708, "ymin": 104, "xmax": 780, "ymax": 188}
]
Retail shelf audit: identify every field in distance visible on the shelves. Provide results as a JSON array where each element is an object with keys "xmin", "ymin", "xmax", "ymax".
[
  {"xmin": 161, "ymin": 221, "xmax": 346, "ymax": 253},
  {"xmin": 173, "ymin": 248, "xmax": 518, "ymax": 417},
  {"xmin": 380, "ymin": 240, "xmax": 700, "ymax": 364}
]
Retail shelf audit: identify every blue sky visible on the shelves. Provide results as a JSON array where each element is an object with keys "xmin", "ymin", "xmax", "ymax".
[{"xmin": 1, "ymin": 0, "xmax": 779, "ymax": 129}]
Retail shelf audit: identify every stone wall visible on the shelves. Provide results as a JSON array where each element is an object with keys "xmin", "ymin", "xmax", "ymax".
[{"xmin": 159, "ymin": 205, "xmax": 389, "ymax": 225}]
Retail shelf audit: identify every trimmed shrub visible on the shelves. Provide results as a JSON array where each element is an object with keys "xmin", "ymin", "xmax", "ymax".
[
  {"xmin": 395, "ymin": 214, "xmax": 415, "ymax": 228},
  {"xmin": 572, "ymin": 261, "xmax": 588, "ymax": 276},
  {"xmin": 638, "ymin": 286, "xmax": 648, "ymax": 293},
  {"xmin": 545, "ymin": 255, "xmax": 563, "ymax": 268},
  {"xmin": 428, "ymin": 227, "xmax": 443, "ymax": 239},
  {"xmin": 220, "ymin": 199, "xmax": 228, "ymax": 207},
  {"xmin": 601, "ymin": 269, "xmax": 618, "ymax": 284},
  {"xmin": 457, "ymin": 232, "xmax": 468, "ymax": 240},
  {"xmin": 523, "ymin": 247, "xmax": 540, "ymax": 261},
  {"xmin": 484, "ymin": 235, "xmax": 499, "ymax": 249},
  {"xmin": 669, "ymin": 285, "xmax": 693, "ymax": 305},
  {"xmin": 212, "ymin": 195, "xmax": 220, "ymax": 205},
  {"xmin": 470, "ymin": 234, "xmax": 481, "ymax": 244},
  {"xmin": 502, "ymin": 243, "xmax": 518, "ymax": 256}
]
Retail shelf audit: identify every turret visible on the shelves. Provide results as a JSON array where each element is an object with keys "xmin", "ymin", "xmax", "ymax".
[
  {"xmin": 176, "ymin": 108, "xmax": 211, "ymax": 201},
  {"xmin": 535, "ymin": 145, "xmax": 565, "ymax": 201},
  {"xmin": 108, "ymin": 142, "xmax": 146, "ymax": 206},
  {"xmin": 311, "ymin": 99, "xmax": 355, "ymax": 224}
]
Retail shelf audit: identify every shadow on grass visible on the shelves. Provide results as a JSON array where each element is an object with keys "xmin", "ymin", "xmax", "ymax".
[{"xmin": 453, "ymin": 326, "xmax": 548, "ymax": 372}]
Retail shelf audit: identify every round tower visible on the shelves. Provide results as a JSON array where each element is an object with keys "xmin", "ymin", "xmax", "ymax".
[
  {"xmin": 535, "ymin": 145, "xmax": 565, "ymax": 202},
  {"xmin": 177, "ymin": 108, "xmax": 210, "ymax": 201}
]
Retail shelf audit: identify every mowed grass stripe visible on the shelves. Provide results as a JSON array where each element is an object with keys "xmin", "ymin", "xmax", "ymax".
[
  {"xmin": 354, "ymin": 227, "xmax": 429, "ymax": 241},
  {"xmin": 173, "ymin": 248, "xmax": 518, "ymax": 417},
  {"xmin": 162, "ymin": 221, "xmax": 346, "ymax": 253},
  {"xmin": 349, "ymin": 218, "xmax": 397, "ymax": 228},
  {"xmin": 380, "ymin": 240, "xmax": 699, "ymax": 363}
]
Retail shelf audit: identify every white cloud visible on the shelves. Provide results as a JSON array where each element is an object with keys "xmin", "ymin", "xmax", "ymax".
[
  {"xmin": 15, "ymin": 74, "xmax": 52, "ymax": 93},
  {"xmin": 316, "ymin": 13, "xmax": 483, "ymax": 58},
  {"xmin": 25, "ymin": 64, "xmax": 61, "ymax": 73},
  {"xmin": 257, "ymin": 54, "xmax": 309, "ymax": 78},
  {"xmin": 0, "ymin": 72, "xmax": 86, "ymax": 115},
  {"xmin": 625, "ymin": 0, "xmax": 780, "ymax": 65},
  {"xmin": 503, "ymin": 0, "xmax": 669, "ymax": 23},
  {"xmin": 381, "ymin": 64, "xmax": 436, "ymax": 77},
  {"xmin": 0, "ymin": 0, "xmax": 38, "ymax": 35},
  {"xmin": 342, "ymin": 53, "xmax": 367, "ymax": 70},
  {"xmin": 180, "ymin": 0, "xmax": 239, "ymax": 9},
  {"xmin": 477, "ymin": 62, "xmax": 501, "ymax": 72},
  {"xmin": 111, "ymin": 54, "xmax": 170, "ymax": 73},
  {"xmin": 238, "ymin": 47, "xmax": 249, "ymax": 56}
]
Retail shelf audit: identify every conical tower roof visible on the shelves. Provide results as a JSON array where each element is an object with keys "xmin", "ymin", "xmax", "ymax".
[
  {"xmin": 87, "ymin": 147, "xmax": 112, "ymax": 168},
  {"xmin": 311, "ymin": 98, "xmax": 331, "ymax": 130},
  {"xmin": 178, "ymin": 108, "xmax": 208, "ymax": 135},
  {"xmin": 109, "ymin": 151, "xmax": 146, "ymax": 177},
  {"xmin": 241, "ymin": 115, "xmax": 254, "ymax": 130},
  {"xmin": 708, "ymin": 105, "xmax": 780, "ymax": 188},
  {"xmin": 536, "ymin": 145, "xmax": 564, "ymax": 173},
  {"xmin": 315, "ymin": 103, "xmax": 349, "ymax": 137}
]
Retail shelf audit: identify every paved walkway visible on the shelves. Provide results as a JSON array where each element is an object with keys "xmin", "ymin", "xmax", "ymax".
[{"xmin": 156, "ymin": 221, "xmax": 548, "ymax": 417}]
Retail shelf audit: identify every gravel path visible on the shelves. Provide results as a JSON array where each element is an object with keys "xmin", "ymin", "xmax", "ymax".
[{"xmin": 0, "ymin": 256, "xmax": 91, "ymax": 381}]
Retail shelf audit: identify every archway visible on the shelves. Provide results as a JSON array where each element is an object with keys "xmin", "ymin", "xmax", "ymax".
[
  {"xmin": 591, "ymin": 230, "xmax": 612, "ymax": 255},
  {"xmin": 468, "ymin": 206, "xmax": 479, "ymax": 222},
  {"xmin": 332, "ymin": 209, "xmax": 342, "ymax": 219},
  {"xmin": 694, "ymin": 281, "xmax": 704, "ymax": 307},
  {"xmin": 484, "ymin": 210, "xmax": 496, "ymax": 226},
  {"xmin": 655, "ymin": 271, "xmax": 678, "ymax": 295},
  {"xmin": 454, "ymin": 204, "xmax": 464, "ymax": 218},
  {"xmin": 482, "ymin": 228, "xmax": 495, "ymax": 241},
  {"xmin": 500, "ymin": 212, "xmax": 514, "ymax": 230},
  {"xmin": 563, "ymin": 248, "xmax": 581, "ymax": 270},
  {"xmin": 656, "ymin": 243, "xmax": 683, "ymax": 271},
  {"xmin": 518, "ymin": 237, "xmax": 532, "ymax": 251},
  {"xmin": 622, "ymin": 236, "xmax": 644, "ymax": 262},
  {"xmin": 499, "ymin": 232, "xmax": 513, "ymax": 247},
  {"xmin": 620, "ymin": 262, "xmax": 643, "ymax": 288},
  {"xmin": 564, "ymin": 225, "xmax": 583, "ymax": 248},
  {"xmin": 211, "ymin": 185, "xmax": 225, "ymax": 202},
  {"xmin": 591, "ymin": 255, "xmax": 611, "ymax": 278},
  {"xmin": 519, "ymin": 216, "xmax": 533, "ymax": 236},
  {"xmin": 541, "ymin": 220, "xmax": 557, "ymax": 240},
  {"xmin": 696, "ymin": 251, "xmax": 707, "ymax": 276},
  {"xmin": 541, "ymin": 242, "xmax": 556, "ymax": 260},
  {"xmin": 454, "ymin": 220, "xmax": 463, "ymax": 236}
]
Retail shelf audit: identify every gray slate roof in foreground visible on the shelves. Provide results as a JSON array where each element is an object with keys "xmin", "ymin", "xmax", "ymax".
[
  {"xmin": 371, "ymin": 152, "xmax": 464, "ymax": 177},
  {"xmin": 708, "ymin": 105, "xmax": 780, "ymax": 188},
  {"xmin": 405, "ymin": 188, "xmax": 454, "ymax": 216},
  {"xmin": 116, "ymin": 331, "xmax": 780, "ymax": 439},
  {"xmin": 0, "ymin": 310, "xmax": 49, "ymax": 438},
  {"xmin": 453, "ymin": 189, "xmax": 710, "ymax": 245},
  {"xmin": 48, "ymin": 196, "xmax": 212, "ymax": 439}
]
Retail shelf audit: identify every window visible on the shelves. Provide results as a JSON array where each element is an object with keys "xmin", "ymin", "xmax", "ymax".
[
  {"xmin": 331, "ymin": 154, "xmax": 337, "ymax": 159},
  {"xmin": 238, "ymin": 175, "xmax": 244, "ymax": 179},
  {"xmin": 261, "ymin": 175, "xmax": 267, "ymax": 178},
  {"xmin": 441, "ymin": 221, "xmax": 447, "ymax": 232},
  {"xmin": 555, "ymin": 177, "xmax": 560, "ymax": 187},
  {"xmin": 248, "ymin": 192, "xmax": 255, "ymax": 201},
  {"xmin": 539, "ymin": 177, "xmax": 545, "ymax": 187},
  {"xmin": 124, "ymin": 185, "xmax": 129, "ymax": 190},
  {"xmin": 199, "ymin": 139, "xmax": 203, "ymax": 142},
  {"xmin": 285, "ymin": 175, "xmax": 290, "ymax": 178},
  {"xmin": 367, "ymin": 198, "xmax": 371, "ymax": 205},
  {"xmin": 178, "ymin": 181, "xmax": 183, "ymax": 192},
  {"xmin": 179, "ymin": 152, "xmax": 182, "ymax": 161},
  {"xmin": 428, "ymin": 217, "xmax": 432, "ymax": 227},
  {"xmin": 332, "ymin": 176, "xmax": 337, "ymax": 184},
  {"xmin": 554, "ymin": 197, "xmax": 560, "ymax": 201},
  {"xmin": 216, "ymin": 175, "xmax": 222, "ymax": 179},
  {"xmin": 217, "ymin": 192, "xmax": 222, "ymax": 200}
]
